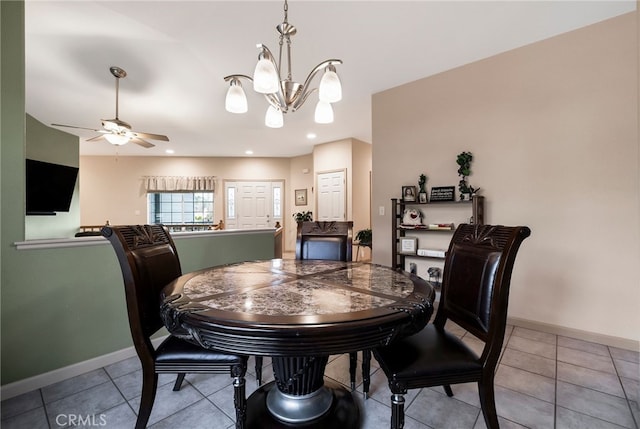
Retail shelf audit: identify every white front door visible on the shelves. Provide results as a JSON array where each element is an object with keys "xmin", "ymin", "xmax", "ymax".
[
  {"xmin": 316, "ymin": 170, "xmax": 346, "ymax": 221},
  {"xmin": 225, "ymin": 181, "xmax": 283, "ymax": 229}
]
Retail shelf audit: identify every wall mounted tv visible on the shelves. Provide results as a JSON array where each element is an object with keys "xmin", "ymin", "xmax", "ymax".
[{"xmin": 26, "ymin": 159, "xmax": 79, "ymax": 215}]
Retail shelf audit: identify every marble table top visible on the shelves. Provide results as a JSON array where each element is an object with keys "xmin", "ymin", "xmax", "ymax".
[{"xmin": 160, "ymin": 259, "xmax": 435, "ymax": 356}]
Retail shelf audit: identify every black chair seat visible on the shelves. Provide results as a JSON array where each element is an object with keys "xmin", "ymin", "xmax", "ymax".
[
  {"xmin": 156, "ymin": 336, "xmax": 246, "ymax": 366},
  {"xmin": 375, "ymin": 325, "xmax": 482, "ymax": 389}
]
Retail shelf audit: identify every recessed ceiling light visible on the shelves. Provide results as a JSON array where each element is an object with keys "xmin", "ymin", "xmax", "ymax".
[
  {"xmin": 306, "ymin": 133, "xmax": 317, "ymax": 139},
  {"xmin": 165, "ymin": 149, "xmax": 175, "ymax": 154},
  {"xmin": 245, "ymin": 150, "xmax": 254, "ymax": 155}
]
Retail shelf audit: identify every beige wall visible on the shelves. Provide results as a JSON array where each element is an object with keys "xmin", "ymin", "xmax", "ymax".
[
  {"xmin": 80, "ymin": 155, "xmax": 290, "ymax": 226},
  {"xmin": 81, "ymin": 147, "xmax": 371, "ymax": 253},
  {"xmin": 313, "ymin": 138, "xmax": 373, "ymax": 250},
  {"xmin": 372, "ymin": 13, "xmax": 639, "ymax": 342},
  {"xmin": 313, "ymin": 138, "xmax": 354, "ymax": 220},
  {"xmin": 288, "ymin": 154, "xmax": 314, "ymax": 250}
]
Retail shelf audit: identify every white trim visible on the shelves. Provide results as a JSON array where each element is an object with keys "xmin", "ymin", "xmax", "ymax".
[
  {"xmin": 0, "ymin": 337, "xmax": 167, "ymax": 400},
  {"xmin": 14, "ymin": 228, "xmax": 277, "ymax": 250}
]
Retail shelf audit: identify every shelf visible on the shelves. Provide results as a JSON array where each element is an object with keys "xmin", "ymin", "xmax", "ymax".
[
  {"xmin": 403, "ymin": 254, "xmax": 446, "ymax": 260},
  {"xmin": 398, "ymin": 200, "xmax": 473, "ymax": 206},
  {"xmin": 391, "ymin": 196, "xmax": 484, "ymax": 271}
]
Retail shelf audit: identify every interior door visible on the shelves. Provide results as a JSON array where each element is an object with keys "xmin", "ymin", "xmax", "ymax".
[
  {"xmin": 316, "ymin": 170, "xmax": 346, "ymax": 221},
  {"xmin": 225, "ymin": 181, "xmax": 283, "ymax": 229}
]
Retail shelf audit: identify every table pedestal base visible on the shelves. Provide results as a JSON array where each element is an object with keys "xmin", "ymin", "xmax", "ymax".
[{"xmin": 246, "ymin": 380, "xmax": 360, "ymax": 428}]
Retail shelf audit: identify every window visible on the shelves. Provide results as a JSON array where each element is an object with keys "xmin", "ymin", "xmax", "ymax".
[
  {"xmin": 273, "ymin": 186, "xmax": 281, "ymax": 218},
  {"xmin": 227, "ymin": 187, "xmax": 236, "ymax": 219},
  {"xmin": 148, "ymin": 192, "xmax": 214, "ymax": 228}
]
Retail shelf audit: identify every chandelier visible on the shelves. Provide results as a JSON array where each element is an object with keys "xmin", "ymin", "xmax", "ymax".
[{"xmin": 223, "ymin": 0, "xmax": 343, "ymax": 128}]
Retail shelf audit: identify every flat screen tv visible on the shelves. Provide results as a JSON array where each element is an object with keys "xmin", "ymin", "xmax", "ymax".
[{"xmin": 26, "ymin": 159, "xmax": 79, "ymax": 215}]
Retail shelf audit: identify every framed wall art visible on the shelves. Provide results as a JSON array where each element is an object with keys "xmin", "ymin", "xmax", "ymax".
[{"xmin": 295, "ymin": 189, "xmax": 307, "ymax": 206}]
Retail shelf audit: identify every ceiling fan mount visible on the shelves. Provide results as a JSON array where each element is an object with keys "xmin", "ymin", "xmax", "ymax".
[
  {"xmin": 109, "ymin": 66, "xmax": 127, "ymax": 79},
  {"xmin": 52, "ymin": 66, "xmax": 169, "ymax": 148}
]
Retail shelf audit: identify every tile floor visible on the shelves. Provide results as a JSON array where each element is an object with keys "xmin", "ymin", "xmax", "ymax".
[{"xmin": 2, "ymin": 324, "xmax": 638, "ymax": 429}]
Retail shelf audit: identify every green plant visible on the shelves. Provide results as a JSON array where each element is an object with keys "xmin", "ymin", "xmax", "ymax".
[
  {"xmin": 292, "ymin": 211, "xmax": 313, "ymax": 222},
  {"xmin": 355, "ymin": 228, "xmax": 372, "ymax": 247},
  {"xmin": 456, "ymin": 151, "xmax": 479, "ymax": 199}
]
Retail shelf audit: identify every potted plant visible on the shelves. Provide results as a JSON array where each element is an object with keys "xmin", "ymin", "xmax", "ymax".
[
  {"xmin": 292, "ymin": 211, "xmax": 313, "ymax": 223},
  {"xmin": 456, "ymin": 151, "xmax": 480, "ymax": 200},
  {"xmin": 355, "ymin": 228, "xmax": 372, "ymax": 248}
]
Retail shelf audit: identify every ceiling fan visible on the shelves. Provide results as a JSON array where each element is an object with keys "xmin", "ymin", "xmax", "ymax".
[{"xmin": 52, "ymin": 66, "xmax": 169, "ymax": 148}]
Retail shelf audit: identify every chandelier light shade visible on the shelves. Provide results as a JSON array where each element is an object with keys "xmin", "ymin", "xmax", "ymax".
[
  {"xmin": 253, "ymin": 52, "xmax": 280, "ymax": 94},
  {"xmin": 225, "ymin": 79, "xmax": 248, "ymax": 113},
  {"xmin": 224, "ymin": 0, "xmax": 342, "ymax": 127},
  {"xmin": 265, "ymin": 105, "xmax": 284, "ymax": 128},
  {"xmin": 314, "ymin": 100, "xmax": 334, "ymax": 124},
  {"xmin": 318, "ymin": 65, "xmax": 342, "ymax": 103}
]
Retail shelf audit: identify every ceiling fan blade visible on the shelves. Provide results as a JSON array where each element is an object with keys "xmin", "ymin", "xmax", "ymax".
[
  {"xmin": 86, "ymin": 135, "xmax": 105, "ymax": 142},
  {"xmin": 131, "ymin": 137, "xmax": 155, "ymax": 148},
  {"xmin": 51, "ymin": 123, "xmax": 102, "ymax": 132},
  {"xmin": 131, "ymin": 131, "xmax": 169, "ymax": 141}
]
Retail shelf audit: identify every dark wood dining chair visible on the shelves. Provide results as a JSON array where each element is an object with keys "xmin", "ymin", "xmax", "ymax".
[
  {"xmin": 374, "ymin": 224, "xmax": 531, "ymax": 429},
  {"xmin": 295, "ymin": 221, "xmax": 372, "ymax": 395},
  {"xmin": 102, "ymin": 224, "xmax": 248, "ymax": 429}
]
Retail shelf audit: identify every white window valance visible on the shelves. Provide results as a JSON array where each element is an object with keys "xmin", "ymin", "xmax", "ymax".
[{"xmin": 143, "ymin": 176, "xmax": 216, "ymax": 192}]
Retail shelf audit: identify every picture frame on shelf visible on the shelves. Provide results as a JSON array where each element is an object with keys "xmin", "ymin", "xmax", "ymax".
[
  {"xmin": 419, "ymin": 192, "xmax": 428, "ymax": 203},
  {"xmin": 295, "ymin": 189, "xmax": 307, "ymax": 206},
  {"xmin": 402, "ymin": 186, "xmax": 417, "ymax": 202},
  {"xmin": 430, "ymin": 186, "xmax": 455, "ymax": 202},
  {"xmin": 399, "ymin": 237, "xmax": 418, "ymax": 255}
]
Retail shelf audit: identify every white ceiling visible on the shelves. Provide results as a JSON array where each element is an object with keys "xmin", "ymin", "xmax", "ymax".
[{"xmin": 25, "ymin": 1, "xmax": 634, "ymax": 158}]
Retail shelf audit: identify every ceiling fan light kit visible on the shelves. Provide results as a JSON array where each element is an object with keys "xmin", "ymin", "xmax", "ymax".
[
  {"xmin": 52, "ymin": 66, "xmax": 169, "ymax": 148},
  {"xmin": 224, "ymin": 0, "xmax": 342, "ymax": 128}
]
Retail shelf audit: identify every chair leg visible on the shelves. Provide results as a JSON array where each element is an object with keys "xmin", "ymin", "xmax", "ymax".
[
  {"xmin": 173, "ymin": 373, "xmax": 186, "ymax": 391},
  {"xmin": 362, "ymin": 349, "xmax": 371, "ymax": 399},
  {"xmin": 233, "ymin": 375, "xmax": 247, "ymax": 429},
  {"xmin": 255, "ymin": 356, "xmax": 263, "ymax": 386},
  {"xmin": 391, "ymin": 393, "xmax": 405, "ymax": 429},
  {"xmin": 478, "ymin": 380, "xmax": 499, "ymax": 429},
  {"xmin": 443, "ymin": 384, "xmax": 454, "ymax": 397},
  {"xmin": 136, "ymin": 368, "xmax": 158, "ymax": 429},
  {"xmin": 349, "ymin": 352, "xmax": 358, "ymax": 390}
]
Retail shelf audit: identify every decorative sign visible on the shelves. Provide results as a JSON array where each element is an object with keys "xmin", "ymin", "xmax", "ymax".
[
  {"xmin": 399, "ymin": 237, "xmax": 417, "ymax": 255},
  {"xmin": 430, "ymin": 186, "xmax": 455, "ymax": 202}
]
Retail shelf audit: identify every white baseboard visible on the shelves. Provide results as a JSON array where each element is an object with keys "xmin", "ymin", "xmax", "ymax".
[
  {"xmin": 508, "ymin": 317, "xmax": 639, "ymax": 351},
  {"xmin": 1, "ymin": 336, "xmax": 167, "ymax": 400}
]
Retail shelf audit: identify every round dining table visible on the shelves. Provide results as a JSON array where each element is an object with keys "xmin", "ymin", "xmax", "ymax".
[{"xmin": 160, "ymin": 259, "xmax": 435, "ymax": 428}]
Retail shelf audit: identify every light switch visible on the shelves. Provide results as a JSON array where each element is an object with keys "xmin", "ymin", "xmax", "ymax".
[{"xmin": 379, "ymin": 206, "xmax": 385, "ymax": 216}]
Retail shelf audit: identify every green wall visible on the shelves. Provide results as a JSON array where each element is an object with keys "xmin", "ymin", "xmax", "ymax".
[
  {"xmin": 3, "ymin": 232, "xmax": 274, "ymax": 385},
  {"xmin": 25, "ymin": 114, "xmax": 81, "ymax": 240},
  {"xmin": 0, "ymin": 1, "xmax": 275, "ymax": 386}
]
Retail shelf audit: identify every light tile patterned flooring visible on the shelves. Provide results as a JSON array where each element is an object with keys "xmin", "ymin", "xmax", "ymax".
[{"xmin": 2, "ymin": 324, "xmax": 638, "ymax": 429}]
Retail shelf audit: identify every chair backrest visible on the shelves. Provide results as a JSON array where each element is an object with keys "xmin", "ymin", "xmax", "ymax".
[
  {"xmin": 295, "ymin": 221, "xmax": 353, "ymax": 261},
  {"xmin": 434, "ymin": 224, "xmax": 531, "ymax": 365},
  {"xmin": 102, "ymin": 225, "xmax": 182, "ymax": 356}
]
